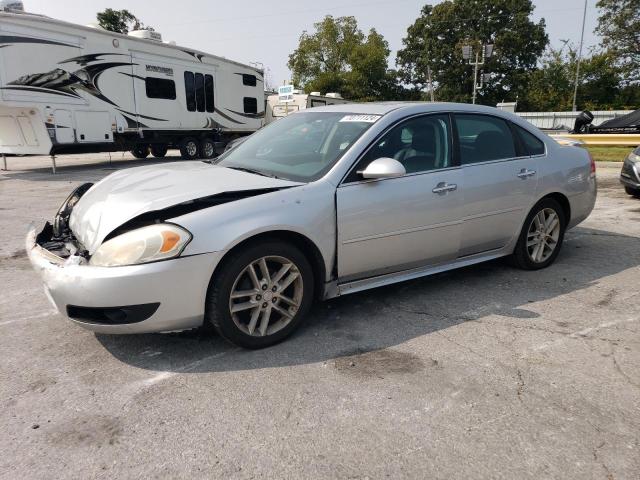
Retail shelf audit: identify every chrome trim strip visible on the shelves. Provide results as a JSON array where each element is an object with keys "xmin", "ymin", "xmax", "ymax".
[
  {"xmin": 462, "ymin": 206, "xmax": 523, "ymax": 221},
  {"xmin": 342, "ymin": 219, "xmax": 463, "ymax": 245}
]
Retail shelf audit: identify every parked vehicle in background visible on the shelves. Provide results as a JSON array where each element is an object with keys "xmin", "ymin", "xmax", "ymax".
[
  {"xmin": 0, "ymin": 3, "xmax": 264, "ymax": 160},
  {"xmin": 27, "ymin": 102, "xmax": 596, "ymax": 349},
  {"xmin": 266, "ymin": 91, "xmax": 350, "ymax": 123},
  {"xmin": 620, "ymin": 146, "xmax": 640, "ymax": 198}
]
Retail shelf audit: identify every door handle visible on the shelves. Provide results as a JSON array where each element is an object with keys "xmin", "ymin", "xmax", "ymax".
[
  {"xmin": 432, "ymin": 182, "xmax": 458, "ymax": 194},
  {"xmin": 517, "ymin": 168, "xmax": 536, "ymax": 179}
]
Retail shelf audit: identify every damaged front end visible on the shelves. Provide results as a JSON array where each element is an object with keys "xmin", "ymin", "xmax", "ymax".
[{"xmin": 34, "ymin": 182, "xmax": 93, "ymax": 264}]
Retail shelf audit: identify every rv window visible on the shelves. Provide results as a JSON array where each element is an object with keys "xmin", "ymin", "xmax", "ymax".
[
  {"xmin": 184, "ymin": 71, "xmax": 196, "ymax": 111},
  {"xmin": 244, "ymin": 97, "xmax": 258, "ymax": 114},
  {"xmin": 145, "ymin": 77, "xmax": 176, "ymax": 100},
  {"xmin": 195, "ymin": 73, "xmax": 205, "ymax": 112},
  {"xmin": 242, "ymin": 74, "xmax": 257, "ymax": 87},
  {"xmin": 205, "ymin": 74, "xmax": 214, "ymax": 113},
  {"xmin": 310, "ymin": 99, "xmax": 326, "ymax": 107}
]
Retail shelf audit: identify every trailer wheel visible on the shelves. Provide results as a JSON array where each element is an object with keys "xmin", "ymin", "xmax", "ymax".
[
  {"xmin": 179, "ymin": 138, "xmax": 200, "ymax": 160},
  {"xmin": 131, "ymin": 145, "xmax": 150, "ymax": 159},
  {"xmin": 150, "ymin": 145, "xmax": 168, "ymax": 158},
  {"xmin": 201, "ymin": 138, "xmax": 217, "ymax": 159}
]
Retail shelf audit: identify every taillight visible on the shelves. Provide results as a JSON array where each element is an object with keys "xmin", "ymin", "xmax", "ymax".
[{"xmin": 588, "ymin": 150, "xmax": 596, "ymax": 177}]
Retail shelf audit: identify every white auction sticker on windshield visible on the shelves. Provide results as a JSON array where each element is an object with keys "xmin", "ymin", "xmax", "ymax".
[{"xmin": 339, "ymin": 114, "xmax": 381, "ymax": 123}]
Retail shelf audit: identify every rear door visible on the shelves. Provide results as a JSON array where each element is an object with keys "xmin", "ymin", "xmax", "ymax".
[{"xmin": 454, "ymin": 113, "xmax": 539, "ymax": 257}]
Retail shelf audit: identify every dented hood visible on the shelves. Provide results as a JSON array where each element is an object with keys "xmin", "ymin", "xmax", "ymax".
[{"xmin": 69, "ymin": 161, "xmax": 302, "ymax": 254}]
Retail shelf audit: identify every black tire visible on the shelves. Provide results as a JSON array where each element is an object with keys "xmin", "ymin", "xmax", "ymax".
[
  {"xmin": 510, "ymin": 198, "xmax": 567, "ymax": 270},
  {"xmin": 624, "ymin": 186, "xmax": 640, "ymax": 198},
  {"xmin": 200, "ymin": 138, "xmax": 217, "ymax": 160},
  {"xmin": 131, "ymin": 145, "xmax": 150, "ymax": 159},
  {"xmin": 179, "ymin": 137, "xmax": 200, "ymax": 160},
  {"xmin": 205, "ymin": 241, "xmax": 315, "ymax": 349},
  {"xmin": 150, "ymin": 144, "xmax": 168, "ymax": 158}
]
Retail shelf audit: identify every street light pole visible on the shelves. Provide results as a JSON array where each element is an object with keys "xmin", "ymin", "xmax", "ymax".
[
  {"xmin": 427, "ymin": 66, "xmax": 435, "ymax": 102},
  {"xmin": 463, "ymin": 43, "xmax": 493, "ymax": 104},
  {"xmin": 472, "ymin": 50, "xmax": 480, "ymax": 104},
  {"xmin": 572, "ymin": 0, "xmax": 588, "ymax": 112}
]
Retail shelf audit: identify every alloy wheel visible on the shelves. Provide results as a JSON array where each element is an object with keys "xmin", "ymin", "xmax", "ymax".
[
  {"xmin": 228, "ymin": 256, "xmax": 303, "ymax": 337},
  {"xmin": 526, "ymin": 208, "xmax": 561, "ymax": 263}
]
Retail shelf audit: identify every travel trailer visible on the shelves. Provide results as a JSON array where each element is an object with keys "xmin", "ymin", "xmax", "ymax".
[
  {"xmin": 0, "ymin": 2, "xmax": 265, "ymax": 160},
  {"xmin": 266, "ymin": 91, "xmax": 350, "ymax": 123}
]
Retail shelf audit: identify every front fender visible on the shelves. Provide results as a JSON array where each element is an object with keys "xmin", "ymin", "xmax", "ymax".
[{"xmin": 173, "ymin": 180, "xmax": 337, "ymax": 280}]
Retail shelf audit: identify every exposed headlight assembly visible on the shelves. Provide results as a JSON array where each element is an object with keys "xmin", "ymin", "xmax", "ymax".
[{"xmin": 90, "ymin": 224, "xmax": 191, "ymax": 267}]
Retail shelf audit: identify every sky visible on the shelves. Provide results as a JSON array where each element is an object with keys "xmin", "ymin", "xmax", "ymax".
[{"xmin": 23, "ymin": 0, "xmax": 600, "ymax": 89}]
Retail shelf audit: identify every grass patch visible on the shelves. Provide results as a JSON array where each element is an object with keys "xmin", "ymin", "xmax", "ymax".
[{"xmin": 586, "ymin": 146, "xmax": 633, "ymax": 162}]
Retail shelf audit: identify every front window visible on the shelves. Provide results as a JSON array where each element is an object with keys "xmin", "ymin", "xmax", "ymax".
[{"xmin": 215, "ymin": 112, "xmax": 379, "ymax": 182}]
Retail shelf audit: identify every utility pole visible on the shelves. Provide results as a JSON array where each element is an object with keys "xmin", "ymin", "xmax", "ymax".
[
  {"xmin": 426, "ymin": 66, "xmax": 435, "ymax": 102},
  {"xmin": 462, "ymin": 43, "xmax": 494, "ymax": 104},
  {"xmin": 572, "ymin": 0, "xmax": 588, "ymax": 112}
]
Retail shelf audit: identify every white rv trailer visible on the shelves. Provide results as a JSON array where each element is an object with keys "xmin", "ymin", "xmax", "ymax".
[
  {"xmin": 0, "ymin": 3, "xmax": 265, "ymax": 160},
  {"xmin": 265, "ymin": 91, "xmax": 350, "ymax": 123}
]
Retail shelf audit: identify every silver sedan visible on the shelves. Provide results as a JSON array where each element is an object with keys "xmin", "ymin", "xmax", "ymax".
[{"xmin": 27, "ymin": 103, "xmax": 597, "ymax": 348}]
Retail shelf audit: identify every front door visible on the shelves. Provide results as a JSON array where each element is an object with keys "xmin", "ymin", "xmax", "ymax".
[
  {"xmin": 453, "ymin": 113, "xmax": 539, "ymax": 256},
  {"xmin": 336, "ymin": 113, "xmax": 463, "ymax": 280}
]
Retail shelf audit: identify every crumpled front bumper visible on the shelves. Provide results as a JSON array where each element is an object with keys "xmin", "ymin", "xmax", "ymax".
[{"xmin": 26, "ymin": 224, "xmax": 223, "ymax": 334}]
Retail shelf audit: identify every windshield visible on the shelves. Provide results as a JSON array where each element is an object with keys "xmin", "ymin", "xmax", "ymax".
[{"xmin": 214, "ymin": 112, "xmax": 380, "ymax": 182}]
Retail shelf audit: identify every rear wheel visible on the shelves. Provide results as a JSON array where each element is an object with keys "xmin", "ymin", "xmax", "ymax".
[
  {"xmin": 511, "ymin": 198, "xmax": 566, "ymax": 270},
  {"xmin": 131, "ymin": 145, "xmax": 149, "ymax": 159},
  {"xmin": 205, "ymin": 242, "xmax": 314, "ymax": 349},
  {"xmin": 150, "ymin": 144, "xmax": 168, "ymax": 158},
  {"xmin": 624, "ymin": 186, "xmax": 640, "ymax": 198},
  {"xmin": 179, "ymin": 137, "xmax": 200, "ymax": 160},
  {"xmin": 200, "ymin": 138, "xmax": 216, "ymax": 160}
]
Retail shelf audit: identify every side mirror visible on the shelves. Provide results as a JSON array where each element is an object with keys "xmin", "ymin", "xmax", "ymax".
[{"xmin": 358, "ymin": 157, "xmax": 406, "ymax": 180}]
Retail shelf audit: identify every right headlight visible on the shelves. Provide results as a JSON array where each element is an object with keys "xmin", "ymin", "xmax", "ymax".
[{"xmin": 90, "ymin": 224, "xmax": 191, "ymax": 267}]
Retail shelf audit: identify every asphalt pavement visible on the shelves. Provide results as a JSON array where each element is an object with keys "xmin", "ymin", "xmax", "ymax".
[{"xmin": 1, "ymin": 155, "xmax": 638, "ymax": 479}]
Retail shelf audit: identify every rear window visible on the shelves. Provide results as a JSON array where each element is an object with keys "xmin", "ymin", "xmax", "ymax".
[
  {"xmin": 514, "ymin": 124, "xmax": 545, "ymax": 156},
  {"xmin": 454, "ymin": 114, "xmax": 516, "ymax": 164}
]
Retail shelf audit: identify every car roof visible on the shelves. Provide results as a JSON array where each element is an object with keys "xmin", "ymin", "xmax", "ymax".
[
  {"xmin": 306, "ymin": 101, "xmax": 545, "ymax": 136},
  {"xmin": 308, "ymin": 101, "xmax": 516, "ymax": 116}
]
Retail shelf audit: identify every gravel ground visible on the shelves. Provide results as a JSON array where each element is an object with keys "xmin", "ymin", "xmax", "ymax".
[{"xmin": 1, "ymin": 155, "xmax": 638, "ymax": 479}]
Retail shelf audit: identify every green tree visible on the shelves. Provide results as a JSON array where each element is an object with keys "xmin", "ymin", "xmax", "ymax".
[
  {"xmin": 523, "ymin": 44, "xmax": 634, "ymax": 111},
  {"xmin": 396, "ymin": 0, "xmax": 548, "ymax": 105},
  {"xmin": 96, "ymin": 9, "xmax": 152, "ymax": 34},
  {"xmin": 287, "ymin": 16, "xmax": 405, "ymax": 101},
  {"xmin": 595, "ymin": 0, "xmax": 640, "ymax": 80}
]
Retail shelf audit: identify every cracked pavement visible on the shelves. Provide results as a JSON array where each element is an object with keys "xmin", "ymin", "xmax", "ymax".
[{"xmin": 1, "ymin": 155, "xmax": 638, "ymax": 479}]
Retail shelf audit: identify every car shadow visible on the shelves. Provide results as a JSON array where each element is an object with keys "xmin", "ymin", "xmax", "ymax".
[{"xmin": 96, "ymin": 225, "xmax": 640, "ymax": 373}]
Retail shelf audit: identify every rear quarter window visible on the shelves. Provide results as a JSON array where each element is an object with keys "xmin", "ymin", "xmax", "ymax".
[{"xmin": 514, "ymin": 124, "xmax": 546, "ymax": 156}]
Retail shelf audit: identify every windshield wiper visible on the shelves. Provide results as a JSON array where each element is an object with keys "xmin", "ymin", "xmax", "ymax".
[{"xmin": 226, "ymin": 166, "xmax": 280, "ymax": 179}]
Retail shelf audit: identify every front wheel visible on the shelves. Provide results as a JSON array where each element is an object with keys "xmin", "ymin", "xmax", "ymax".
[
  {"xmin": 511, "ymin": 198, "xmax": 566, "ymax": 270},
  {"xmin": 179, "ymin": 137, "xmax": 200, "ymax": 160},
  {"xmin": 205, "ymin": 242, "xmax": 314, "ymax": 349}
]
